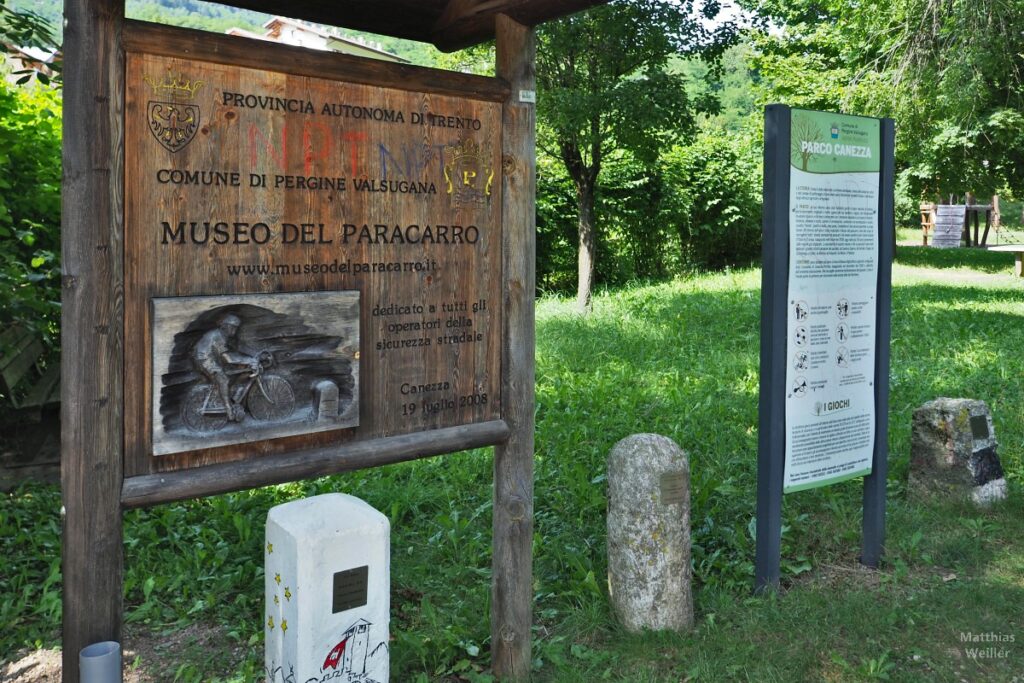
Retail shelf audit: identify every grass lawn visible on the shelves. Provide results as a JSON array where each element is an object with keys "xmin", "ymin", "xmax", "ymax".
[{"xmin": 2, "ymin": 244, "xmax": 1023, "ymax": 681}]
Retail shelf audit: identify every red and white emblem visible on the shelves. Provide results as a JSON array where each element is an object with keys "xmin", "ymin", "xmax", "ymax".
[{"xmin": 322, "ymin": 636, "xmax": 348, "ymax": 671}]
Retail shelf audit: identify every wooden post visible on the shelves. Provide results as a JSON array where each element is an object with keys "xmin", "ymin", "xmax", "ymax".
[
  {"xmin": 493, "ymin": 14, "xmax": 536, "ymax": 681},
  {"xmin": 61, "ymin": 0, "xmax": 125, "ymax": 680}
]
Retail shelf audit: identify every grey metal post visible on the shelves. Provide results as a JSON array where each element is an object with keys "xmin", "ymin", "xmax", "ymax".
[
  {"xmin": 861, "ymin": 118, "xmax": 896, "ymax": 568},
  {"xmin": 755, "ymin": 104, "xmax": 791, "ymax": 593}
]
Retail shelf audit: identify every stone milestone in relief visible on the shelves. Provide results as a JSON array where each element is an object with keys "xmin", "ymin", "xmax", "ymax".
[{"xmin": 152, "ymin": 291, "xmax": 360, "ymax": 456}]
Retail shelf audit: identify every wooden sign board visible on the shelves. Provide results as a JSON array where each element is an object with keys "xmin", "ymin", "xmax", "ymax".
[
  {"xmin": 63, "ymin": 13, "xmax": 536, "ymax": 680},
  {"xmin": 124, "ymin": 41, "xmax": 504, "ymax": 476}
]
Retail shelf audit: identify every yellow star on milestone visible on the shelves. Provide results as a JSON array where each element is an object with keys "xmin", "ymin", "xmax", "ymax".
[
  {"xmin": 275, "ymin": 573, "xmax": 282, "ymax": 585},
  {"xmin": 281, "ymin": 619, "xmax": 288, "ymax": 633},
  {"xmin": 267, "ymin": 616, "xmax": 275, "ymax": 630},
  {"xmin": 284, "ymin": 587, "xmax": 292, "ymax": 601},
  {"xmin": 266, "ymin": 542, "xmax": 273, "ymax": 554},
  {"xmin": 274, "ymin": 595, "xmax": 280, "ymax": 605}
]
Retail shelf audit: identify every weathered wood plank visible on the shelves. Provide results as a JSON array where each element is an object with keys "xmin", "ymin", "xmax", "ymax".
[
  {"xmin": 0, "ymin": 334, "xmax": 42, "ymax": 392},
  {"xmin": 123, "ymin": 21, "xmax": 511, "ymax": 102},
  {"xmin": 121, "ymin": 419, "xmax": 510, "ymax": 507},
  {"xmin": 61, "ymin": 0, "xmax": 125, "ymax": 679},
  {"xmin": 988, "ymin": 245, "xmax": 1024, "ymax": 277},
  {"xmin": 21, "ymin": 363, "xmax": 60, "ymax": 408},
  {"xmin": 123, "ymin": 47, "xmax": 505, "ymax": 478},
  {"xmin": 492, "ymin": 15, "xmax": 536, "ymax": 681},
  {"xmin": 0, "ymin": 325, "xmax": 28, "ymax": 348}
]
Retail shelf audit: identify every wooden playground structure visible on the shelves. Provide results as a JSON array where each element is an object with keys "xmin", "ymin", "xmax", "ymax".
[
  {"xmin": 919, "ymin": 195, "xmax": 1024, "ymax": 276},
  {"xmin": 919, "ymin": 194, "xmax": 1001, "ymax": 247}
]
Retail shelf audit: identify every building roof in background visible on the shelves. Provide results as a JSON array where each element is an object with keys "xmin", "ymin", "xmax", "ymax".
[{"xmin": 2, "ymin": 44, "xmax": 60, "ymax": 84}]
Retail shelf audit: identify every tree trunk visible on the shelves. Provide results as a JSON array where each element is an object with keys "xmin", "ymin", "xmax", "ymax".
[{"xmin": 576, "ymin": 179, "xmax": 596, "ymax": 312}]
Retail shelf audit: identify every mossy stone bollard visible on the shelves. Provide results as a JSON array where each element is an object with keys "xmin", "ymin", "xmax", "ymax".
[
  {"xmin": 910, "ymin": 398, "xmax": 1007, "ymax": 506},
  {"xmin": 607, "ymin": 433, "xmax": 693, "ymax": 632}
]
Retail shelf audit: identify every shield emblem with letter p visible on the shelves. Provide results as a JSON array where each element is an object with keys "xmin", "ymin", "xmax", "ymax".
[{"xmin": 148, "ymin": 101, "xmax": 200, "ymax": 153}]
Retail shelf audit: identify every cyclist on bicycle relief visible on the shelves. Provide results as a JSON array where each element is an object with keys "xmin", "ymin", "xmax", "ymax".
[{"xmin": 192, "ymin": 313, "xmax": 260, "ymax": 422}]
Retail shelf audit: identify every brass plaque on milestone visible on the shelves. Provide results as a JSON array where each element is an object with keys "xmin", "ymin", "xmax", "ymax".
[
  {"xmin": 332, "ymin": 565, "xmax": 369, "ymax": 614},
  {"xmin": 124, "ymin": 51, "xmax": 503, "ymax": 470}
]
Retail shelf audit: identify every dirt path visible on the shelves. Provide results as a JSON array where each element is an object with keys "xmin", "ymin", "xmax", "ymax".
[{"xmin": 1, "ymin": 623, "xmax": 248, "ymax": 682}]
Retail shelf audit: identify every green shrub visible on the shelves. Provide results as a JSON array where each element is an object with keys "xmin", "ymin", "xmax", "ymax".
[
  {"xmin": 0, "ymin": 80, "xmax": 61, "ymax": 348},
  {"xmin": 662, "ymin": 129, "xmax": 762, "ymax": 270},
  {"xmin": 536, "ymin": 152, "xmax": 579, "ymax": 293},
  {"xmin": 536, "ymin": 150, "xmax": 683, "ymax": 293},
  {"xmin": 594, "ymin": 153, "xmax": 678, "ymax": 285}
]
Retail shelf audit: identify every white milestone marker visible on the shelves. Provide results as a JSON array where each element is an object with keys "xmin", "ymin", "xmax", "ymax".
[{"xmin": 265, "ymin": 493, "xmax": 390, "ymax": 683}]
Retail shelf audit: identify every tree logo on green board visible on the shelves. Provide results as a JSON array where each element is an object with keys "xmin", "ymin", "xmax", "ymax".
[
  {"xmin": 790, "ymin": 110, "xmax": 880, "ymax": 173},
  {"xmin": 791, "ymin": 113, "xmax": 823, "ymax": 171},
  {"xmin": 144, "ymin": 73, "xmax": 203, "ymax": 153}
]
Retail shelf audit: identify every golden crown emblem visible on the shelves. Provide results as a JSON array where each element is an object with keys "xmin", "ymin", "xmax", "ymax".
[
  {"xmin": 446, "ymin": 138, "xmax": 483, "ymax": 165},
  {"xmin": 144, "ymin": 73, "xmax": 205, "ymax": 99}
]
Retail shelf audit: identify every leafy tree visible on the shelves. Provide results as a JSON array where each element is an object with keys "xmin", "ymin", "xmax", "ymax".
[
  {"xmin": 874, "ymin": 0, "xmax": 1024, "ymax": 204},
  {"xmin": 536, "ymin": 0, "xmax": 735, "ymax": 311},
  {"xmin": 675, "ymin": 42, "xmax": 761, "ymax": 133},
  {"xmin": 744, "ymin": 0, "xmax": 1024, "ymax": 220}
]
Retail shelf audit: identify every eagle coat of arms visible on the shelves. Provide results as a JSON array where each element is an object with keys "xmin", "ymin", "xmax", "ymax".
[{"xmin": 148, "ymin": 101, "xmax": 200, "ymax": 153}]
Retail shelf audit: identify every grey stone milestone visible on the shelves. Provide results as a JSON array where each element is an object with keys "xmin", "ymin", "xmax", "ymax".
[
  {"xmin": 315, "ymin": 379, "xmax": 340, "ymax": 420},
  {"xmin": 607, "ymin": 433, "xmax": 693, "ymax": 632},
  {"xmin": 909, "ymin": 398, "xmax": 1007, "ymax": 506}
]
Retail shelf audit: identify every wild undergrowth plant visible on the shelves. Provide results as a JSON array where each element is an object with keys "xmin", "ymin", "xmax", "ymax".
[{"xmin": 0, "ymin": 78, "xmax": 61, "ymax": 352}]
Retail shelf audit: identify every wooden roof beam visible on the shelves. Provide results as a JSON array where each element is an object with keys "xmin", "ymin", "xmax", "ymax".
[
  {"xmin": 432, "ymin": 0, "xmax": 606, "ymax": 51},
  {"xmin": 212, "ymin": 0, "xmax": 608, "ymax": 51},
  {"xmin": 215, "ymin": 1, "xmax": 440, "ymax": 44}
]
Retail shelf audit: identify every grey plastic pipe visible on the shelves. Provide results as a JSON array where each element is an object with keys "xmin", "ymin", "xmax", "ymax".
[{"xmin": 79, "ymin": 641, "xmax": 121, "ymax": 683}]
